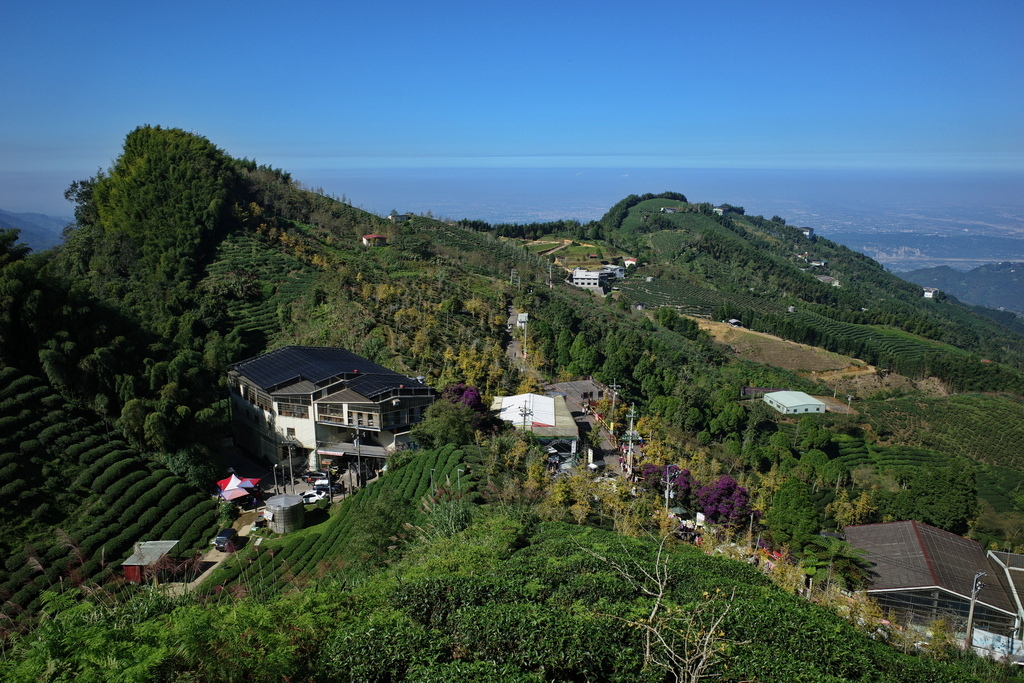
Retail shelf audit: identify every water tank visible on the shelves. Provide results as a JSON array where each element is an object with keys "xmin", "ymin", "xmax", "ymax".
[{"xmin": 264, "ymin": 494, "xmax": 305, "ymax": 534}]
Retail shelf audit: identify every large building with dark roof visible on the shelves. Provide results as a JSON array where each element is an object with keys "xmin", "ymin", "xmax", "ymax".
[
  {"xmin": 845, "ymin": 520, "xmax": 1020, "ymax": 641},
  {"xmin": 228, "ymin": 346, "xmax": 434, "ymax": 468}
]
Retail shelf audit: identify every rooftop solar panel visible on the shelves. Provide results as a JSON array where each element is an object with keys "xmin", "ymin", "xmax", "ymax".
[{"xmin": 230, "ymin": 346, "xmax": 416, "ymax": 392}]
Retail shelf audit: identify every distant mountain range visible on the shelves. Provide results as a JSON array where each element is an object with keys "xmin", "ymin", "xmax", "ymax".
[
  {"xmin": 0, "ymin": 208, "xmax": 69, "ymax": 252},
  {"xmin": 902, "ymin": 262, "xmax": 1024, "ymax": 314}
]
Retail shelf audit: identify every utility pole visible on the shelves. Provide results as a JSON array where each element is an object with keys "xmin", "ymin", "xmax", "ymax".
[
  {"xmin": 965, "ymin": 571, "xmax": 987, "ymax": 652},
  {"xmin": 522, "ymin": 317, "xmax": 528, "ymax": 359},
  {"xmin": 664, "ymin": 462, "xmax": 671, "ymax": 513},
  {"xmin": 287, "ymin": 443, "xmax": 295, "ymax": 495},
  {"xmin": 618, "ymin": 403, "xmax": 634, "ymax": 479},
  {"xmin": 355, "ymin": 436, "xmax": 362, "ymax": 490},
  {"xmin": 608, "ymin": 381, "xmax": 621, "ymax": 434},
  {"xmin": 519, "ymin": 402, "xmax": 533, "ymax": 432}
]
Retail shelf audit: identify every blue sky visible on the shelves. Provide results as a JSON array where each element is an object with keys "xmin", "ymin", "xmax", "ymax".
[{"xmin": 2, "ymin": 0, "xmax": 1022, "ymax": 215}]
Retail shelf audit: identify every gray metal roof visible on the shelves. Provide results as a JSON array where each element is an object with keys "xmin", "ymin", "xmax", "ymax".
[
  {"xmin": 763, "ymin": 391, "xmax": 825, "ymax": 409},
  {"xmin": 123, "ymin": 540, "xmax": 179, "ymax": 566},
  {"xmin": 845, "ymin": 521, "xmax": 1016, "ymax": 615}
]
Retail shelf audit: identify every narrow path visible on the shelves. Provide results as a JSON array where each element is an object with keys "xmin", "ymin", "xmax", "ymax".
[{"xmin": 164, "ymin": 512, "xmax": 257, "ymax": 596}]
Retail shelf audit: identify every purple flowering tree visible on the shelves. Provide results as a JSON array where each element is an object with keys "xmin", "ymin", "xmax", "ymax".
[
  {"xmin": 442, "ymin": 382, "xmax": 483, "ymax": 411},
  {"xmin": 639, "ymin": 464, "xmax": 699, "ymax": 510},
  {"xmin": 437, "ymin": 383, "xmax": 499, "ymax": 434},
  {"xmin": 696, "ymin": 475, "xmax": 757, "ymax": 527}
]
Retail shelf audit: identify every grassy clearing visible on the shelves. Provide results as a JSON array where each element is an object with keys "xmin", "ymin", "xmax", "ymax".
[{"xmin": 699, "ymin": 319, "xmax": 865, "ymax": 374}]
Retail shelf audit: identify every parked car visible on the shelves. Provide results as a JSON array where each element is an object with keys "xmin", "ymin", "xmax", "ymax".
[
  {"xmin": 302, "ymin": 471, "xmax": 327, "ymax": 484},
  {"xmin": 300, "ymin": 490, "xmax": 326, "ymax": 505},
  {"xmin": 314, "ymin": 482, "xmax": 344, "ymax": 494},
  {"xmin": 213, "ymin": 528, "xmax": 238, "ymax": 552}
]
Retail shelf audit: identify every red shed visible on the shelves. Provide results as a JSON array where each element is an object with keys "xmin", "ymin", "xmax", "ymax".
[{"xmin": 122, "ymin": 540, "xmax": 179, "ymax": 583}]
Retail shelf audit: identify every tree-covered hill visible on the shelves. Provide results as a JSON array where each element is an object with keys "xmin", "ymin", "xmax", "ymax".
[
  {"xmin": 902, "ymin": 262, "xmax": 1024, "ymax": 315},
  {"xmin": 591, "ymin": 195, "xmax": 1024, "ymax": 391}
]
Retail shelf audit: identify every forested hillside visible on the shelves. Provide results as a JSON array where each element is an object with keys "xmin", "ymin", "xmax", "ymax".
[
  {"xmin": 903, "ymin": 262, "xmax": 1024, "ymax": 315},
  {"xmin": 4, "ymin": 126, "xmax": 1024, "ymax": 679}
]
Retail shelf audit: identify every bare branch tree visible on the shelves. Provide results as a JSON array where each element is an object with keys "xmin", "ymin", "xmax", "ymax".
[{"xmin": 577, "ymin": 534, "xmax": 745, "ymax": 682}]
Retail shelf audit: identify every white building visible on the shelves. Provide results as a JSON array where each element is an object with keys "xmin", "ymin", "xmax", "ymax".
[
  {"xmin": 490, "ymin": 393, "xmax": 579, "ymax": 452},
  {"xmin": 763, "ymin": 391, "xmax": 826, "ymax": 415},
  {"xmin": 923, "ymin": 287, "xmax": 939, "ymax": 298},
  {"xmin": 567, "ymin": 268, "xmax": 613, "ymax": 292}
]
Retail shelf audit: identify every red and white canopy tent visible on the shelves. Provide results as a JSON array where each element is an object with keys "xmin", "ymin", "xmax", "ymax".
[{"xmin": 216, "ymin": 474, "xmax": 261, "ymax": 501}]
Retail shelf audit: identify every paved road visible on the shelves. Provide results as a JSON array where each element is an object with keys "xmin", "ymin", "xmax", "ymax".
[
  {"xmin": 505, "ymin": 311, "xmax": 622, "ymax": 475},
  {"xmin": 546, "ymin": 380, "xmax": 620, "ymax": 473}
]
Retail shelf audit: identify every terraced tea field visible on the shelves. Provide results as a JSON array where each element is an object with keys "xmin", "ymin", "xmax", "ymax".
[{"xmin": 864, "ymin": 393, "xmax": 1024, "ymax": 470}]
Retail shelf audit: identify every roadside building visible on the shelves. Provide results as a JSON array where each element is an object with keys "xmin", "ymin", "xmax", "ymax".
[
  {"xmin": 491, "ymin": 393, "xmax": 579, "ymax": 454},
  {"xmin": 763, "ymin": 391, "xmax": 826, "ymax": 415},
  {"xmin": 228, "ymin": 346, "xmax": 434, "ymax": 469},
  {"xmin": 361, "ymin": 234, "xmax": 388, "ymax": 246}
]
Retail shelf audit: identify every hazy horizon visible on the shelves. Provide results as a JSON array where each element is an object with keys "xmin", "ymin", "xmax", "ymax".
[{"xmin": 4, "ymin": 166, "xmax": 1023, "ymax": 272}]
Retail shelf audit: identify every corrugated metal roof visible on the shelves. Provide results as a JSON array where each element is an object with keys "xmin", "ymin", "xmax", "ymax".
[
  {"xmin": 491, "ymin": 393, "xmax": 579, "ymax": 439},
  {"xmin": 123, "ymin": 540, "xmax": 179, "ymax": 566},
  {"xmin": 988, "ymin": 550, "xmax": 1024, "ymax": 617},
  {"xmin": 845, "ymin": 521, "xmax": 1016, "ymax": 615},
  {"xmin": 763, "ymin": 391, "xmax": 825, "ymax": 409}
]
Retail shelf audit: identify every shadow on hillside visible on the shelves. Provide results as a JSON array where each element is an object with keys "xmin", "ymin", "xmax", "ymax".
[{"xmin": 304, "ymin": 507, "xmax": 330, "ymax": 528}]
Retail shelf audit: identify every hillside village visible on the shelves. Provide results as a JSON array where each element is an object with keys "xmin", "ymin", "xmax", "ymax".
[{"xmin": 3, "ymin": 127, "xmax": 1024, "ymax": 680}]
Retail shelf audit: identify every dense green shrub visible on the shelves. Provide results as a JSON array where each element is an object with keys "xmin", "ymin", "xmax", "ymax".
[{"xmin": 91, "ymin": 457, "xmax": 142, "ymax": 493}]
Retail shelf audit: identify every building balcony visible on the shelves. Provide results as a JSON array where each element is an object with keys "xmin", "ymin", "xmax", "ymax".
[{"xmin": 315, "ymin": 415, "xmax": 380, "ymax": 431}]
